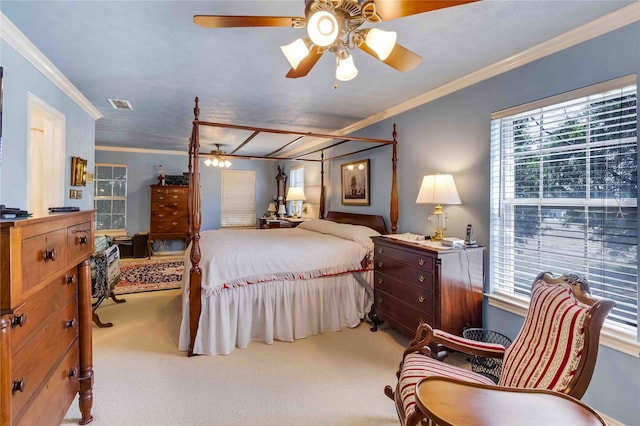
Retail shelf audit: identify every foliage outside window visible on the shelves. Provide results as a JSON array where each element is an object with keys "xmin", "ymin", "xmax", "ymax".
[
  {"xmin": 221, "ymin": 170, "xmax": 256, "ymax": 227},
  {"xmin": 490, "ymin": 76, "xmax": 638, "ymax": 331},
  {"xmin": 94, "ymin": 164, "xmax": 127, "ymax": 232}
]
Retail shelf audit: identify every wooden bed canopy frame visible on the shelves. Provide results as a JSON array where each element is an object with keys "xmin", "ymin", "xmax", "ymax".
[{"xmin": 185, "ymin": 97, "xmax": 399, "ymax": 356}]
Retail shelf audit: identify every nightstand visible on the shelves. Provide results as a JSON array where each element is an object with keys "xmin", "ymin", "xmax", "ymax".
[{"xmin": 370, "ymin": 236, "xmax": 484, "ymax": 340}]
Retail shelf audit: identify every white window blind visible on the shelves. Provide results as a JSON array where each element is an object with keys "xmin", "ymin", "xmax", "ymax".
[
  {"xmin": 289, "ymin": 166, "xmax": 304, "ymax": 188},
  {"xmin": 221, "ymin": 170, "xmax": 256, "ymax": 227},
  {"xmin": 490, "ymin": 76, "xmax": 638, "ymax": 330}
]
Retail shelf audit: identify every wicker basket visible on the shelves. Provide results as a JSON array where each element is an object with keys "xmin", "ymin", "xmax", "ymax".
[{"xmin": 462, "ymin": 328, "xmax": 512, "ymax": 384}]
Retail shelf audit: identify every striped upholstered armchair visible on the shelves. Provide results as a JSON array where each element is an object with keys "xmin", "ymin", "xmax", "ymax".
[{"xmin": 385, "ymin": 272, "xmax": 615, "ymax": 426}]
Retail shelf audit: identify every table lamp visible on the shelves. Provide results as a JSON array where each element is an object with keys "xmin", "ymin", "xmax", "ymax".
[
  {"xmin": 416, "ymin": 174, "xmax": 461, "ymax": 240},
  {"xmin": 267, "ymin": 202, "xmax": 277, "ymax": 219},
  {"xmin": 277, "ymin": 204, "xmax": 287, "ymax": 219},
  {"xmin": 286, "ymin": 187, "xmax": 306, "ymax": 218}
]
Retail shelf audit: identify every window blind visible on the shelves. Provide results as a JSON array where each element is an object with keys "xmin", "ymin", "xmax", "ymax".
[
  {"xmin": 221, "ymin": 170, "xmax": 256, "ymax": 228},
  {"xmin": 490, "ymin": 77, "xmax": 638, "ymax": 329}
]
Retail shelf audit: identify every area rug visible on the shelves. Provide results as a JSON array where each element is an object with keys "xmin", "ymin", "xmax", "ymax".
[{"xmin": 114, "ymin": 258, "xmax": 184, "ymax": 295}]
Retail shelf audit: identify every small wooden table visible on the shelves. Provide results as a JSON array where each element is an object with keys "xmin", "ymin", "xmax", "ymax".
[{"xmin": 415, "ymin": 376, "xmax": 606, "ymax": 426}]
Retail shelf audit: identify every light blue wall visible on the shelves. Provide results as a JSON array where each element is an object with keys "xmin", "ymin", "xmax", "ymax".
[
  {"xmin": 347, "ymin": 22, "xmax": 639, "ymax": 424},
  {"xmin": 0, "ymin": 41, "xmax": 96, "ymax": 211},
  {"xmin": 95, "ymin": 149, "xmax": 277, "ymax": 251}
]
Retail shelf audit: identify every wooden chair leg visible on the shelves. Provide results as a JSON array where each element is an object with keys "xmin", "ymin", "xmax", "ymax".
[
  {"xmin": 92, "ymin": 312, "xmax": 113, "ymax": 328},
  {"xmin": 109, "ymin": 292, "xmax": 126, "ymax": 304}
]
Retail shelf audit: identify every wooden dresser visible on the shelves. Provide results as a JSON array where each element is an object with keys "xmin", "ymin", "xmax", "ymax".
[
  {"xmin": 0, "ymin": 211, "xmax": 94, "ymax": 426},
  {"xmin": 148, "ymin": 184, "xmax": 189, "ymax": 257},
  {"xmin": 370, "ymin": 236, "xmax": 484, "ymax": 342}
]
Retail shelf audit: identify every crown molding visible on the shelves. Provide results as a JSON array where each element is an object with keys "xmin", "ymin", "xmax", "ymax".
[
  {"xmin": 1, "ymin": 12, "xmax": 102, "ymax": 120},
  {"xmin": 96, "ymin": 145, "xmax": 188, "ymax": 156},
  {"xmin": 336, "ymin": 2, "xmax": 640, "ymax": 138}
]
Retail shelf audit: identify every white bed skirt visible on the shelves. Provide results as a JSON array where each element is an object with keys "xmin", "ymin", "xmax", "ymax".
[{"xmin": 178, "ymin": 270, "xmax": 373, "ymax": 355}]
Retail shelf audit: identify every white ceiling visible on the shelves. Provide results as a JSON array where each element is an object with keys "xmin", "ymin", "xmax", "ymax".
[{"xmin": 1, "ymin": 0, "xmax": 636, "ymax": 157}]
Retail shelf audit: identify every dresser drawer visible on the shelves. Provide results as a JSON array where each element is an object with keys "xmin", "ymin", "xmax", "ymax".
[
  {"xmin": 151, "ymin": 200, "xmax": 188, "ymax": 213},
  {"xmin": 14, "ymin": 342, "xmax": 79, "ymax": 426},
  {"xmin": 375, "ymin": 259, "xmax": 434, "ymax": 288},
  {"xmin": 66, "ymin": 222, "xmax": 92, "ymax": 262},
  {"xmin": 375, "ymin": 243, "xmax": 434, "ymax": 272},
  {"xmin": 374, "ymin": 288, "xmax": 435, "ymax": 337},
  {"xmin": 151, "ymin": 208, "xmax": 188, "ymax": 221},
  {"xmin": 21, "ymin": 229, "xmax": 68, "ymax": 296},
  {"xmin": 151, "ymin": 192, "xmax": 187, "ymax": 202},
  {"xmin": 11, "ymin": 298, "xmax": 78, "ymax": 418},
  {"xmin": 375, "ymin": 272, "xmax": 434, "ymax": 316},
  {"xmin": 151, "ymin": 186, "xmax": 188, "ymax": 197},
  {"xmin": 150, "ymin": 220, "xmax": 188, "ymax": 233},
  {"xmin": 10, "ymin": 267, "xmax": 78, "ymax": 354}
]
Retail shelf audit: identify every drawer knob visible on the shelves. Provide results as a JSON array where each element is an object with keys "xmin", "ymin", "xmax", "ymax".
[
  {"xmin": 377, "ymin": 278, "xmax": 383, "ymax": 285},
  {"xmin": 78, "ymin": 235, "xmax": 88, "ymax": 245},
  {"xmin": 159, "ymin": 196, "xmax": 165, "ymax": 200},
  {"xmin": 173, "ymin": 203, "xmax": 178, "ymax": 206},
  {"xmin": 418, "ymin": 258, "xmax": 425, "ymax": 266},
  {"xmin": 377, "ymin": 261, "xmax": 383, "ymax": 268},
  {"xmin": 377, "ymin": 247, "xmax": 383, "ymax": 254},
  {"xmin": 68, "ymin": 368, "xmax": 77, "ymax": 378},
  {"xmin": 158, "ymin": 204, "xmax": 165, "ymax": 208},
  {"xmin": 12, "ymin": 379, "xmax": 25, "ymax": 394},
  {"xmin": 65, "ymin": 319, "xmax": 77, "ymax": 329},
  {"xmin": 172, "ymin": 212, "xmax": 178, "ymax": 215},
  {"xmin": 43, "ymin": 248, "xmax": 57, "ymax": 262},
  {"xmin": 419, "ymin": 275, "xmax": 425, "ymax": 282},
  {"xmin": 158, "ymin": 214, "xmax": 165, "ymax": 218},
  {"xmin": 418, "ymin": 295, "xmax": 425, "ymax": 303},
  {"xmin": 11, "ymin": 313, "xmax": 26, "ymax": 328},
  {"xmin": 172, "ymin": 222, "xmax": 178, "ymax": 225},
  {"xmin": 65, "ymin": 274, "xmax": 76, "ymax": 285}
]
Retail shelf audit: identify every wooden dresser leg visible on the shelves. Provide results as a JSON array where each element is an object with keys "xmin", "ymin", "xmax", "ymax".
[{"xmin": 78, "ymin": 259, "xmax": 94, "ymax": 424}]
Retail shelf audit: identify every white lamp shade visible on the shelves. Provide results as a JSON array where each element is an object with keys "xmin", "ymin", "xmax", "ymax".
[
  {"xmin": 336, "ymin": 54, "xmax": 358, "ymax": 82},
  {"xmin": 280, "ymin": 38, "xmax": 310, "ymax": 69},
  {"xmin": 416, "ymin": 174, "xmax": 461, "ymax": 205},
  {"xmin": 277, "ymin": 204, "xmax": 287, "ymax": 215},
  {"xmin": 364, "ymin": 28, "xmax": 397, "ymax": 60},
  {"xmin": 307, "ymin": 10, "xmax": 338, "ymax": 47},
  {"xmin": 267, "ymin": 202, "xmax": 277, "ymax": 213},
  {"xmin": 286, "ymin": 186, "xmax": 306, "ymax": 201}
]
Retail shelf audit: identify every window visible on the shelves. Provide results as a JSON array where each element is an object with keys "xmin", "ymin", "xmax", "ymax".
[
  {"xmin": 490, "ymin": 75, "xmax": 638, "ymax": 331},
  {"xmin": 221, "ymin": 170, "xmax": 256, "ymax": 227},
  {"xmin": 288, "ymin": 165, "xmax": 305, "ymax": 216},
  {"xmin": 94, "ymin": 163, "xmax": 127, "ymax": 232}
]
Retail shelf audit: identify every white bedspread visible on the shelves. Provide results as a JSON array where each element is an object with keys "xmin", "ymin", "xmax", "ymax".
[
  {"xmin": 190, "ymin": 227, "xmax": 371, "ymax": 296},
  {"xmin": 179, "ymin": 223, "xmax": 379, "ymax": 355}
]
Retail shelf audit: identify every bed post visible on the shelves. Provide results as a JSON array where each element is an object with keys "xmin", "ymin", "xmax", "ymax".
[
  {"xmin": 319, "ymin": 150, "xmax": 325, "ymax": 219},
  {"xmin": 188, "ymin": 97, "xmax": 203, "ymax": 356},
  {"xmin": 390, "ymin": 124, "xmax": 398, "ymax": 234}
]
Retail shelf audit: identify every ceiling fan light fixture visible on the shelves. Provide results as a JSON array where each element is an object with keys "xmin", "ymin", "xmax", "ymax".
[
  {"xmin": 364, "ymin": 28, "xmax": 397, "ymax": 60},
  {"xmin": 307, "ymin": 10, "xmax": 338, "ymax": 47},
  {"xmin": 281, "ymin": 38, "xmax": 310, "ymax": 69},
  {"xmin": 336, "ymin": 54, "xmax": 358, "ymax": 81}
]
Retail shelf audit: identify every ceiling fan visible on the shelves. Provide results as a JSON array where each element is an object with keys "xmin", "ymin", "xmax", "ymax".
[{"xmin": 194, "ymin": 0, "xmax": 478, "ymax": 81}]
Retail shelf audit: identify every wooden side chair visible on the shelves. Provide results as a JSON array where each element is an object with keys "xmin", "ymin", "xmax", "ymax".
[
  {"xmin": 91, "ymin": 235, "xmax": 126, "ymax": 327},
  {"xmin": 385, "ymin": 272, "xmax": 615, "ymax": 426}
]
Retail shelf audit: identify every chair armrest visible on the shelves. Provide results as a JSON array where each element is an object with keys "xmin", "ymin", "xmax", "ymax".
[{"xmin": 402, "ymin": 323, "xmax": 506, "ymax": 360}]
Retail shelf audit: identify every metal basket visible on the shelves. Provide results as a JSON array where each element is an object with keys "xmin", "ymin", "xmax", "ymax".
[{"xmin": 462, "ymin": 328, "xmax": 512, "ymax": 384}]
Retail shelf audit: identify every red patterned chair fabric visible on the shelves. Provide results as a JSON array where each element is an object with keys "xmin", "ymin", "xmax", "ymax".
[{"xmin": 385, "ymin": 272, "xmax": 615, "ymax": 426}]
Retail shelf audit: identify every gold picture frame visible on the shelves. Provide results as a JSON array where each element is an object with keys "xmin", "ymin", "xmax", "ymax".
[
  {"xmin": 71, "ymin": 156, "xmax": 87, "ymax": 186},
  {"xmin": 341, "ymin": 159, "xmax": 370, "ymax": 205}
]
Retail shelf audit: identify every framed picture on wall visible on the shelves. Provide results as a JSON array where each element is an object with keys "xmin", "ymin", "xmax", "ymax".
[
  {"xmin": 71, "ymin": 156, "xmax": 87, "ymax": 186},
  {"xmin": 341, "ymin": 159, "xmax": 370, "ymax": 205}
]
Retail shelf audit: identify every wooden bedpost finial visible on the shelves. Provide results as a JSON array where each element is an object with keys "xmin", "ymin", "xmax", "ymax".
[{"xmin": 194, "ymin": 97, "xmax": 200, "ymax": 120}]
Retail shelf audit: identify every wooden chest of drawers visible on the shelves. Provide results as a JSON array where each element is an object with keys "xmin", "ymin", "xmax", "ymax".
[
  {"xmin": 1, "ymin": 211, "xmax": 94, "ymax": 426},
  {"xmin": 148, "ymin": 184, "xmax": 189, "ymax": 256},
  {"xmin": 370, "ymin": 236, "xmax": 484, "ymax": 340}
]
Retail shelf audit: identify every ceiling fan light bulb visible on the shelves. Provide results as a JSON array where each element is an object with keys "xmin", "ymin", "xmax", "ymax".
[
  {"xmin": 365, "ymin": 28, "xmax": 397, "ymax": 60},
  {"xmin": 307, "ymin": 11, "xmax": 338, "ymax": 47},
  {"xmin": 281, "ymin": 38, "xmax": 310, "ymax": 69},
  {"xmin": 204, "ymin": 158, "xmax": 212, "ymax": 167},
  {"xmin": 336, "ymin": 54, "xmax": 358, "ymax": 81},
  {"xmin": 212, "ymin": 158, "xmax": 219, "ymax": 167},
  {"xmin": 224, "ymin": 160, "xmax": 232, "ymax": 168}
]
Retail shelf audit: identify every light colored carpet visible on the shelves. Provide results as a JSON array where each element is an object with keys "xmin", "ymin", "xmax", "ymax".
[{"xmin": 62, "ymin": 289, "xmax": 466, "ymax": 426}]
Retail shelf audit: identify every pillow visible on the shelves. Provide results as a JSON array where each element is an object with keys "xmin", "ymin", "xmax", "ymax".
[{"xmin": 298, "ymin": 219, "xmax": 380, "ymax": 249}]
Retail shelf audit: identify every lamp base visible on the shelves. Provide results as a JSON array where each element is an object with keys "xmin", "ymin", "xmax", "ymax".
[{"xmin": 429, "ymin": 205, "xmax": 447, "ymax": 241}]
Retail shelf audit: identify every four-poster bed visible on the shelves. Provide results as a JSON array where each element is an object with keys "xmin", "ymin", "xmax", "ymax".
[{"xmin": 183, "ymin": 97, "xmax": 399, "ymax": 356}]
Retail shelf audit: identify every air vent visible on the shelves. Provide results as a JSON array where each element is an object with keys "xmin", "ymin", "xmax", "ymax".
[{"xmin": 107, "ymin": 98, "xmax": 133, "ymax": 110}]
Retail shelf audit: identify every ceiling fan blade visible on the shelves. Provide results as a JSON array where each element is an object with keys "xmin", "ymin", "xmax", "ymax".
[
  {"xmin": 286, "ymin": 46, "xmax": 324, "ymax": 79},
  {"xmin": 363, "ymin": 0, "xmax": 479, "ymax": 21},
  {"xmin": 358, "ymin": 42, "xmax": 422, "ymax": 72},
  {"xmin": 194, "ymin": 15, "xmax": 304, "ymax": 28}
]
